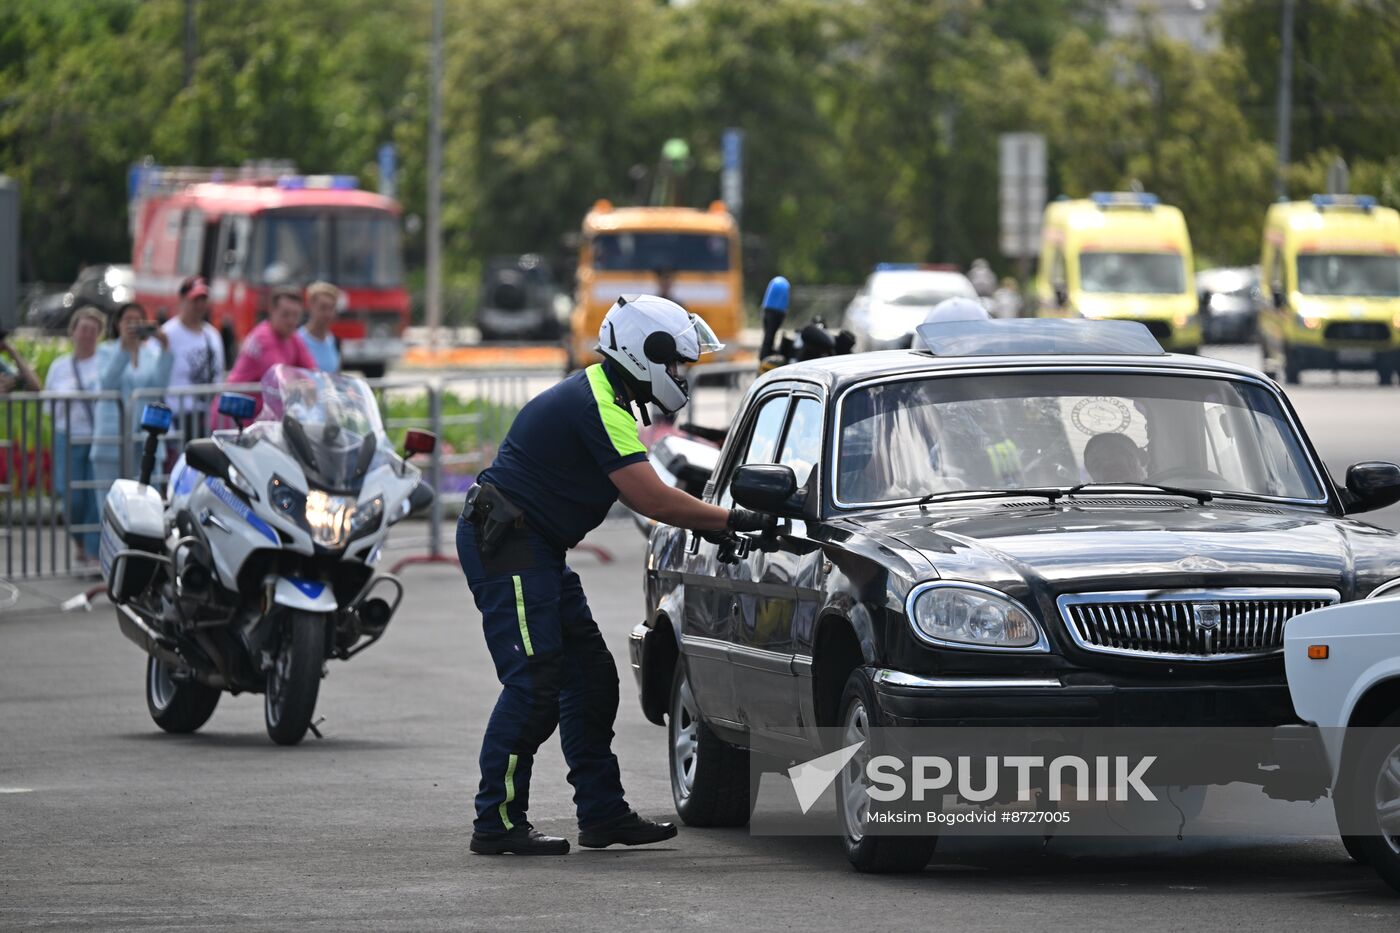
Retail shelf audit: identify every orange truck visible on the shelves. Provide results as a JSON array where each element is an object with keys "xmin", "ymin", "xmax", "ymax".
[{"xmin": 568, "ymin": 199, "xmax": 743, "ymax": 368}]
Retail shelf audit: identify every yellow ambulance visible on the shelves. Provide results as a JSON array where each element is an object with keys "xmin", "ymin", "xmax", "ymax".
[
  {"xmin": 1258, "ymin": 194, "xmax": 1400, "ymax": 384},
  {"xmin": 568, "ymin": 200, "xmax": 743, "ymax": 369},
  {"xmin": 1035, "ymin": 192, "xmax": 1200, "ymax": 352}
]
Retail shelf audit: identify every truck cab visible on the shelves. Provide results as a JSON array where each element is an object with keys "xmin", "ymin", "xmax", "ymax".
[
  {"xmin": 1035, "ymin": 191, "xmax": 1200, "ymax": 353},
  {"xmin": 1258, "ymin": 195, "xmax": 1400, "ymax": 385},
  {"xmin": 130, "ymin": 165, "xmax": 409, "ymax": 377},
  {"xmin": 568, "ymin": 200, "xmax": 742, "ymax": 368}
]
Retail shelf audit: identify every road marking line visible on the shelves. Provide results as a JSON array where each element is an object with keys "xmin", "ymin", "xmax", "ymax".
[{"xmin": 0, "ymin": 788, "xmax": 34, "ymax": 794}]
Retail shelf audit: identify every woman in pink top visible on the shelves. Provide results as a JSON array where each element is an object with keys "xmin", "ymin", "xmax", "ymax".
[{"xmin": 218, "ymin": 288, "xmax": 319, "ymax": 419}]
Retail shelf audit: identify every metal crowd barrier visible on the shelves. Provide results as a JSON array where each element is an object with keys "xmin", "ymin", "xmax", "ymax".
[{"xmin": 1, "ymin": 363, "xmax": 755, "ymax": 583}]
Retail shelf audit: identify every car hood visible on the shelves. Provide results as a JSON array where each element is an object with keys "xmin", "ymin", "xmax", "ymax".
[{"xmin": 858, "ymin": 501, "xmax": 1400, "ymax": 597}]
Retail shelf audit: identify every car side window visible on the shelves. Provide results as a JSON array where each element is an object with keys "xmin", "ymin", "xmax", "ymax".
[
  {"xmin": 776, "ymin": 397, "xmax": 823, "ymax": 489},
  {"xmin": 718, "ymin": 395, "xmax": 789, "ymax": 508}
]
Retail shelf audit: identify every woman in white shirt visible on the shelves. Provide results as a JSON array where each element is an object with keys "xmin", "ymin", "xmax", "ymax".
[{"xmin": 43, "ymin": 307, "xmax": 107, "ymax": 562}]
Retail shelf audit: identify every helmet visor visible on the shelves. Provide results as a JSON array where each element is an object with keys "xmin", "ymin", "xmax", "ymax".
[{"xmin": 684, "ymin": 314, "xmax": 725, "ymax": 359}]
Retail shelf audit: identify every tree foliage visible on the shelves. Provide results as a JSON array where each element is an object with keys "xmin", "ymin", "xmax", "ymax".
[{"xmin": 2, "ymin": 0, "xmax": 1397, "ymax": 288}]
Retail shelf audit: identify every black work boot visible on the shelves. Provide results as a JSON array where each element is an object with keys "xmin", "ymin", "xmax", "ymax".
[
  {"xmin": 470, "ymin": 823, "xmax": 570, "ymax": 856},
  {"xmin": 578, "ymin": 811, "xmax": 678, "ymax": 849}
]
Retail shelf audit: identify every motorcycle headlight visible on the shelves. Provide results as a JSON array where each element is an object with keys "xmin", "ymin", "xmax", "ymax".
[
  {"xmin": 906, "ymin": 582, "xmax": 1047, "ymax": 651},
  {"xmin": 268, "ymin": 475, "xmax": 304, "ymax": 516},
  {"xmin": 349, "ymin": 495, "xmax": 383, "ymax": 540},
  {"xmin": 304, "ymin": 490, "xmax": 359, "ymax": 549}
]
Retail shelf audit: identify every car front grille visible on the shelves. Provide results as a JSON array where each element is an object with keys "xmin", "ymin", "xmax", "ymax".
[
  {"xmin": 1323, "ymin": 321, "xmax": 1390, "ymax": 342},
  {"xmin": 1057, "ymin": 589, "xmax": 1338, "ymax": 660}
]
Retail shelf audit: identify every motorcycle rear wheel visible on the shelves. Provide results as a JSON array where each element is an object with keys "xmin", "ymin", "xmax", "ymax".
[
  {"xmin": 264, "ymin": 612, "xmax": 326, "ymax": 746},
  {"xmin": 146, "ymin": 655, "xmax": 220, "ymax": 734}
]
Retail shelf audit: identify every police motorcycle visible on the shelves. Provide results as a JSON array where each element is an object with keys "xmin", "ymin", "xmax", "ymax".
[
  {"xmin": 631, "ymin": 276, "xmax": 855, "ymax": 536},
  {"xmin": 101, "ymin": 365, "xmax": 437, "ymax": 745}
]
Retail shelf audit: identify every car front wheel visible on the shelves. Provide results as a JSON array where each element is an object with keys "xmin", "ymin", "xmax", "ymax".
[
  {"xmin": 838, "ymin": 668, "xmax": 938, "ymax": 873},
  {"xmin": 669, "ymin": 664, "xmax": 750, "ymax": 827},
  {"xmin": 1342, "ymin": 711, "xmax": 1400, "ymax": 891}
]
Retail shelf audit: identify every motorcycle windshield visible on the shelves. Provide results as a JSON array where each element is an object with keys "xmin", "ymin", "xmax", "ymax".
[{"xmin": 256, "ymin": 365, "xmax": 391, "ymax": 493}]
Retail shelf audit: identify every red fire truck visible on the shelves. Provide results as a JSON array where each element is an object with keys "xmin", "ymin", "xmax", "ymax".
[{"xmin": 129, "ymin": 163, "xmax": 408, "ymax": 376}]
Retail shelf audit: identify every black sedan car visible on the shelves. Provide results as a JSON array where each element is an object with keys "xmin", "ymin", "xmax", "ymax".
[{"xmin": 629, "ymin": 319, "xmax": 1400, "ymax": 871}]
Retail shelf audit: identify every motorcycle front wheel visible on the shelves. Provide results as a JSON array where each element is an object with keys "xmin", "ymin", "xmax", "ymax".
[
  {"xmin": 264, "ymin": 612, "xmax": 327, "ymax": 746},
  {"xmin": 146, "ymin": 655, "xmax": 220, "ymax": 734}
]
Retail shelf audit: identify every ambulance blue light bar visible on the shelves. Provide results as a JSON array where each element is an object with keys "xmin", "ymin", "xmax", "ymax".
[
  {"xmin": 874, "ymin": 262, "xmax": 961, "ymax": 272},
  {"xmin": 914, "ymin": 319, "xmax": 1166, "ymax": 357},
  {"xmin": 1311, "ymin": 194, "xmax": 1376, "ymax": 212},
  {"xmin": 1091, "ymin": 191, "xmax": 1160, "ymax": 209},
  {"xmin": 276, "ymin": 174, "xmax": 358, "ymax": 191}
]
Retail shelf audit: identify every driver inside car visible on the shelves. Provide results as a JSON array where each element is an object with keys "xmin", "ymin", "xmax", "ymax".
[{"xmin": 1083, "ymin": 431, "xmax": 1149, "ymax": 483}]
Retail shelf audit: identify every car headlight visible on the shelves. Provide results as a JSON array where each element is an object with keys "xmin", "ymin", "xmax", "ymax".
[
  {"xmin": 906, "ymin": 582, "xmax": 1047, "ymax": 651},
  {"xmin": 303, "ymin": 491, "xmax": 381, "ymax": 549},
  {"xmin": 1293, "ymin": 310, "xmax": 1322, "ymax": 330}
]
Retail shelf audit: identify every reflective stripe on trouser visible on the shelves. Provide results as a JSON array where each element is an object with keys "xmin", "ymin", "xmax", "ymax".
[{"xmin": 457, "ymin": 517, "xmax": 630, "ymax": 834}]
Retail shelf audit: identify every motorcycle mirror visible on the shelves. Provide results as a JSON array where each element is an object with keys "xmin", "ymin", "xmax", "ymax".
[
  {"xmin": 403, "ymin": 429, "xmax": 437, "ymax": 457},
  {"xmin": 139, "ymin": 403, "xmax": 173, "ymax": 435},
  {"xmin": 218, "ymin": 393, "xmax": 257, "ymax": 429}
]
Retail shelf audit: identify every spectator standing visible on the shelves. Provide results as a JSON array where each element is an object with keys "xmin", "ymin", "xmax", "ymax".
[
  {"xmin": 0, "ymin": 331, "xmax": 42, "ymax": 393},
  {"xmin": 91, "ymin": 303, "xmax": 173, "ymax": 508},
  {"xmin": 299, "ymin": 281, "xmax": 341, "ymax": 373},
  {"xmin": 222, "ymin": 288, "xmax": 318, "ymax": 414},
  {"xmin": 43, "ymin": 307, "xmax": 107, "ymax": 560},
  {"xmin": 162, "ymin": 276, "xmax": 225, "ymax": 442}
]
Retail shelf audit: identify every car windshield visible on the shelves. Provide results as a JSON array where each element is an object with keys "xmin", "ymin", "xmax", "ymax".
[
  {"xmin": 1296, "ymin": 253, "xmax": 1400, "ymax": 297},
  {"xmin": 836, "ymin": 371, "xmax": 1324, "ymax": 506},
  {"xmin": 246, "ymin": 365, "xmax": 392, "ymax": 492},
  {"xmin": 1079, "ymin": 251, "xmax": 1186, "ymax": 294},
  {"xmin": 251, "ymin": 208, "xmax": 403, "ymax": 287},
  {"xmin": 590, "ymin": 232, "xmax": 731, "ymax": 272}
]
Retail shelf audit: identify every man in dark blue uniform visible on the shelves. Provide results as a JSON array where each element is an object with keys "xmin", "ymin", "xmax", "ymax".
[{"xmin": 460, "ymin": 295, "xmax": 769, "ymax": 855}]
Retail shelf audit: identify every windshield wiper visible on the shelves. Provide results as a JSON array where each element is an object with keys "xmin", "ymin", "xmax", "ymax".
[
  {"xmin": 919, "ymin": 487, "xmax": 1065, "ymax": 509},
  {"xmin": 1065, "ymin": 482, "xmax": 1213, "ymax": 504}
]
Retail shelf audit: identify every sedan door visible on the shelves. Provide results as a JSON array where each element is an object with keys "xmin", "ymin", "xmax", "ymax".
[
  {"xmin": 730, "ymin": 394, "xmax": 825, "ymax": 739},
  {"xmin": 681, "ymin": 391, "xmax": 791, "ymax": 728}
]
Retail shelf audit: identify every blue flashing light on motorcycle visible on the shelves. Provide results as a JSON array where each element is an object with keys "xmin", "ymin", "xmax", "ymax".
[
  {"xmin": 139, "ymin": 403, "xmax": 173, "ymax": 434},
  {"xmin": 218, "ymin": 393, "xmax": 257, "ymax": 427}
]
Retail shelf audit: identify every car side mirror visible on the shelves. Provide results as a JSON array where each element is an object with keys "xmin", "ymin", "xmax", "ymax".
[
  {"xmin": 1053, "ymin": 285, "xmax": 1068, "ymax": 308},
  {"xmin": 1272, "ymin": 289, "xmax": 1286, "ymax": 310},
  {"xmin": 731, "ymin": 463, "xmax": 802, "ymax": 517},
  {"xmin": 1344, "ymin": 461, "xmax": 1400, "ymax": 513}
]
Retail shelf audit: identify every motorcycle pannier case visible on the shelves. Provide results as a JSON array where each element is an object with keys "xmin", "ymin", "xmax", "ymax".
[{"xmin": 100, "ymin": 479, "xmax": 166, "ymax": 602}]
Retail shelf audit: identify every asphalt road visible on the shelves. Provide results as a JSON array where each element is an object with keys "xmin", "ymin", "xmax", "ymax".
[{"xmin": 5, "ymin": 344, "xmax": 1400, "ymax": 931}]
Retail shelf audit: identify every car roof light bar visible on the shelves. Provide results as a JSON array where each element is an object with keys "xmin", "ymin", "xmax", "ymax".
[
  {"xmin": 1311, "ymin": 194, "xmax": 1376, "ymax": 212},
  {"xmin": 914, "ymin": 319, "xmax": 1167, "ymax": 357},
  {"xmin": 1090, "ymin": 191, "xmax": 1160, "ymax": 209}
]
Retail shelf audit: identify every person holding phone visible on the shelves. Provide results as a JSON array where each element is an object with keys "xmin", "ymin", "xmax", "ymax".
[
  {"xmin": 90, "ymin": 302, "xmax": 173, "ymax": 502},
  {"xmin": 0, "ymin": 327, "xmax": 42, "ymax": 394}
]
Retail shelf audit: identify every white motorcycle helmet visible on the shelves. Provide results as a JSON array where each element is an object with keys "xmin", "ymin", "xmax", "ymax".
[
  {"xmin": 597, "ymin": 295, "xmax": 724, "ymax": 414},
  {"xmin": 910, "ymin": 296, "xmax": 990, "ymax": 349}
]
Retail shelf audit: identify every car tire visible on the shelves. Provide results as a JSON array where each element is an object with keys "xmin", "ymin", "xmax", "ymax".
[
  {"xmin": 668, "ymin": 664, "xmax": 750, "ymax": 827},
  {"xmin": 837, "ymin": 668, "xmax": 937, "ymax": 874},
  {"xmin": 145, "ymin": 655, "xmax": 220, "ymax": 734},
  {"xmin": 1339, "ymin": 710, "xmax": 1400, "ymax": 891}
]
